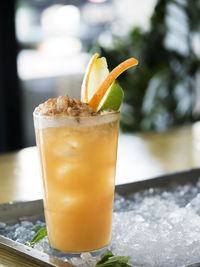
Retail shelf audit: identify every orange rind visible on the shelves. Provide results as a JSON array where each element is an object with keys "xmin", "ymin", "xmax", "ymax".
[{"xmin": 88, "ymin": 57, "xmax": 138, "ymax": 110}]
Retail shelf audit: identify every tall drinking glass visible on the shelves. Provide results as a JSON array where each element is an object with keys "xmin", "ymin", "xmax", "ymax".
[{"xmin": 33, "ymin": 112, "xmax": 120, "ymax": 254}]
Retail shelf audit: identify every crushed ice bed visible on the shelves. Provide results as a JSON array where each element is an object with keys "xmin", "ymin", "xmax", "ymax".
[{"xmin": 1, "ymin": 179, "xmax": 200, "ymax": 267}]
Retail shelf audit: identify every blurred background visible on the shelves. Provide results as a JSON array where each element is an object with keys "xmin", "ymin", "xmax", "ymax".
[{"xmin": 1, "ymin": 0, "xmax": 200, "ymax": 153}]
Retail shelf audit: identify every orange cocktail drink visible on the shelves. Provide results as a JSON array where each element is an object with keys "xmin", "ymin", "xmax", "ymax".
[
  {"xmin": 33, "ymin": 52, "xmax": 138, "ymax": 253},
  {"xmin": 34, "ymin": 107, "xmax": 119, "ymax": 253}
]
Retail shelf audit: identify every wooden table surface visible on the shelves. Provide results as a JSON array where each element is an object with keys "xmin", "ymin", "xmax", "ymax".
[{"xmin": 0, "ymin": 124, "xmax": 200, "ymax": 266}]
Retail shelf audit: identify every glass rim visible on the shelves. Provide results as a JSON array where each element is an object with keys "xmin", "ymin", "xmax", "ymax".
[
  {"xmin": 33, "ymin": 110, "xmax": 120, "ymax": 119},
  {"xmin": 33, "ymin": 110, "xmax": 120, "ymax": 129}
]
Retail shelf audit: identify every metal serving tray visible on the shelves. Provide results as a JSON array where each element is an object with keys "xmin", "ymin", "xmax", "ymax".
[{"xmin": 1, "ymin": 168, "xmax": 200, "ymax": 267}]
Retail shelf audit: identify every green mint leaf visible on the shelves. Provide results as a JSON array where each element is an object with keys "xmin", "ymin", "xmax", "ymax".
[
  {"xmin": 99, "ymin": 256, "xmax": 131, "ymax": 266},
  {"xmin": 30, "ymin": 226, "xmax": 47, "ymax": 245},
  {"xmin": 96, "ymin": 249, "xmax": 114, "ymax": 265},
  {"xmin": 94, "ymin": 250, "xmax": 133, "ymax": 267},
  {"xmin": 108, "ymin": 256, "xmax": 131, "ymax": 263},
  {"xmin": 25, "ymin": 226, "xmax": 47, "ymax": 247}
]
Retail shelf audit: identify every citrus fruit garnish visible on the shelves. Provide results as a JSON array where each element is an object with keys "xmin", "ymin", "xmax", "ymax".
[
  {"xmin": 81, "ymin": 54, "xmax": 138, "ymax": 111},
  {"xmin": 98, "ymin": 81, "xmax": 124, "ymax": 111},
  {"xmin": 81, "ymin": 53, "xmax": 99, "ymax": 103}
]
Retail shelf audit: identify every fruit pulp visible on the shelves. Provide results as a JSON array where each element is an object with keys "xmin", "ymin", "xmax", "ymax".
[{"xmin": 35, "ymin": 115, "xmax": 119, "ymax": 252}]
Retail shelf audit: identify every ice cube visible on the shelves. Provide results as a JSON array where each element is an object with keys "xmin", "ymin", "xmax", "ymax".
[
  {"xmin": 54, "ymin": 140, "xmax": 78, "ymax": 157},
  {"xmin": 34, "ymin": 236, "xmax": 51, "ymax": 253},
  {"xmin": 0, "ymin": 222, "xmax": 6, "ymax": 229},
  {"xmin": 21, "ymin": 221, "xmax": 33, "ymax": 228},
  {"xmin": 186, "ymin": 193, "xmax": 200, "ymax": 215},
  {"xmin": 57, "ymin": 165, "xmax": 71, "ymax": 175},
  {"xmin": 114, "ymin": 193, "xmax": 132, "ymax": 212},
  {"xmin": 14, "ymin": 226, "xmax": 35, "ymax": 243},
  {"xmin": 70, "ymin": 257, "xmax": 85, "ymax": 266},
  {"xmin": 80, "ymin": 253, "xmax": 98, "ymax": 266},
  {"xmin": 70, "ymin": 253, "xmax": 98, "ymax": 267}
]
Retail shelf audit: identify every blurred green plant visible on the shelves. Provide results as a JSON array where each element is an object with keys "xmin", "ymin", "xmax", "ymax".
[{"xmin": 91, "ymin": 0, "xmax": 200, "ymax": 132}]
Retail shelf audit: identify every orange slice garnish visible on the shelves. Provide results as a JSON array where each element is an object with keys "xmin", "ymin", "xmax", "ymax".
[{"xmin": 88, "ymin": 58, "xmax": 138, "ymax": 110}]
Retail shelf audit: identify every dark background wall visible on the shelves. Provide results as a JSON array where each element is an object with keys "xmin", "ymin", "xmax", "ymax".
[{"xmin": 0, "ymin": 0, "xmax": 22, "ymax": 153}]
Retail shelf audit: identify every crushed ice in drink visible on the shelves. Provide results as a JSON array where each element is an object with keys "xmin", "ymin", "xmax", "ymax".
[{"xmin": 2, "ymin": 179, "xmax": 200, "ymax": 266}]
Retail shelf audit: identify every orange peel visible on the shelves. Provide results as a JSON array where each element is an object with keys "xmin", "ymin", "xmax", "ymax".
[
  {"xmin": 81, "ymin": 53, "xmax": 99, "ymax": 103},
  {"xmin": 88, "ymin": 57, "xmax": 138, "ymax": 110}
]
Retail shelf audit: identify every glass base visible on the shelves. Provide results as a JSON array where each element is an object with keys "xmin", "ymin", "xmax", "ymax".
[{"xmin": 49, "ymin": 244, "xmax": 108, "ymax": 258}]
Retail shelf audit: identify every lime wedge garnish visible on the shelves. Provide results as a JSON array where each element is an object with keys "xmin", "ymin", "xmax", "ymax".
[{"xmin": 98, "ymin": 80, "xmax": 124, "ymax": 111}]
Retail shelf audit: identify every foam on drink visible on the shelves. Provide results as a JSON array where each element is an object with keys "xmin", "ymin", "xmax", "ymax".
[{"xmin": 34, "ymin": 95, "xmax": 119, "ymax": 129}]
